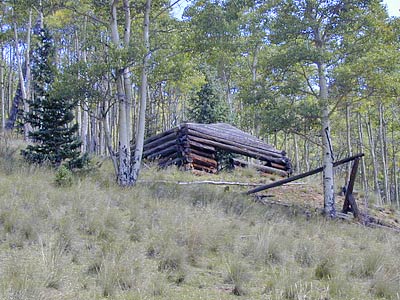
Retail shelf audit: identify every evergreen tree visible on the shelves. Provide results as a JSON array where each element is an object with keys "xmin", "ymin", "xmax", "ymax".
[
  {"xmin": 187, "ymin": 73, "xmax": 228, "ymax": 124},
  {"xmin": 22, "ymin": 26, "xmax": 86, "ymax": 169}
]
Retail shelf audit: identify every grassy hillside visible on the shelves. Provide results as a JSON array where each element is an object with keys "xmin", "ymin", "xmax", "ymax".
[{"xmin": 0, "ymin": 142, "xmax": 400, "ymax": 299}]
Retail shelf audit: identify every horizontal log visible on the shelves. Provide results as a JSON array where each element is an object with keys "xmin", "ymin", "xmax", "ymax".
[
  {"xmin": 270, "ymin": 162, "xmax": 290, "ymax": 171},
  {"xmin": 185, "ymin": 123, "xmax": 284, "ymax": 156},
  {"xmin": 143, "ymin": 139, "xmax": 177, "ymax": 157},
  {"xmin": 233, "ymin": 158, "xmax": 288, "ymax": 177},
  {"xmin": 147, "ymin": 145, "xmax": 178, "ymax": 160},
  {"xmin": 144, "ymin": 127, "xmax": 177, "ymax": 145},
  {"xmin": 189, "ymin": 153, "xmax": 218, "ymax": 168},
  {"xmin": 159, "ymin": 157, "xmax": 182, "ymax": 168},
  {"xmin": 179, "ymin": 137, "xmax": 216, "ymax": 152},
  {"xmin": 191, "ymin": 162, "xmax": 218, "ymax": 173},
  {"xmin": 186, "ymin": 128, "xmax": 285, "ymax": 159},
  {"xmin": 184, "ymin": 147, "xmax": 216, "ymax": 160},
  {"xmin": 144, "ymin": 131, "xmax": 177, "ymax": 151},
  {"xmin": 158, "ymin": 152, "xmax": 178, "ymax": 165},
  {"xmin": 186, "ymin": 134, "xmax": 289, "ymax": 166},
  {"xmin": 247, "ymin": 153, "xmax": 365, "ymax": 195}
]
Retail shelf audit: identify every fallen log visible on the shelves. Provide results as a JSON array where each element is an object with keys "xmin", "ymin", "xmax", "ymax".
[
  {"xmin": 247, "ymin": 153, "xmax": 365, "ymax": 195},
  {"xmin": 233, "ymin": 158, "xmax": 288, "ymax": 177}
]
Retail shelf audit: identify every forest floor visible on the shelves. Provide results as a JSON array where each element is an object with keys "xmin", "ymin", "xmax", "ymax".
[{"xmin": 1, "ymin": 140, "xmax": 400, "ymax": 300}]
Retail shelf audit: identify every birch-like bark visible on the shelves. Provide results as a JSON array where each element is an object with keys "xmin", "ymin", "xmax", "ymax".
[
  {"xmin": 378, "ymin": 102, "xmax": 389, "ymax": 203},
  {"xmin": 345, "ymin": 102, "xmax": 352, "ymax": 184},
  {"xmin": 23, "ymin": 10, "xmax": 33, "ymax": 140},
  {"xmin": 357, "ymin": 113, "xmax": 368, "ymax": 192},
  {"xmin": 293, "ymin": 133, "xmax": 299, "ymax": 173},
  {"xmin": 319, "ymin": 62, "xmax": 335, "ymax": 218},
  {"xmin": 110, "ymin": 0, "xmax": 134, "ymax": 186},
  {"xmin": 132, "ymin": 0, "xmax": 151, "ymax": 182},
  {"xmin": 1, "ymin": 60, "xmax": 5, "ymax": 130},
  {"xmin": 390, "ymin": 106, "xmax": 399, "ymax": 207},
  {"xmin": 366, "ymin": 114, "xmax": 382, "ymax": 205}
]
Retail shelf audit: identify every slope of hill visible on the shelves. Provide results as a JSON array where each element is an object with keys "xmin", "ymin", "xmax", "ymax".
[{"xmin": 0, "ymin": 153, "xmax": 399, "ymax": 299}]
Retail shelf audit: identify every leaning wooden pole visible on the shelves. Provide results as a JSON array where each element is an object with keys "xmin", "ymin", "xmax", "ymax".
[
  {"xmin": 342, "ymin": 157, "xmax": 360, "ymax": 219},
  {"xmin": 247, "ymin": 153, "xmax": 364, "ymax": 195}
]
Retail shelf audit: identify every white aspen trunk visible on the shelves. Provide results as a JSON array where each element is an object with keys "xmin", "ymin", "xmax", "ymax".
[
  {"xmin": 123, "ymin": 68, "xmax": 132, "ymax": 143},
  {"xmin": 293, "ymin": 133, "xmax": 299, "ymax": 174},
  {"xmin": 345, "ymin": 102, "xmax": 352, "ymax": 185},
  {"xmin": 132, "ymin": 0, "xmax": 151, "ymax": 182},
  {"xmin": 357, "ymin": 113, "xmax": 368, "ymax": 192},
  {"xmin": 366, "ymin": 115, "xmax": 382, "ymax": 206},
  {"xmin": 23, "ymin": 10, "xmax": 32, "ymax": 140},
  {"xmin": 122, "ymin": 0, "xmax": 132, "ymax": 144},
  {"xmin": 318, "ymin": 62, "xmax": 335, "ymax": 218},
  {"xmin": 81, "ymin": 101, "xmax": 89, "ymax": 152},
  {"xmin": 391, "ymin": 108, "xmax": 399, "ymax": 207},
  {"xmin": 378, "ymin": 102, "xmax": 389, "ymax": 203},
  {"xmin": 110, "ymin": 0, "xmax": 134, "ymax": 186},
  {"xmin": 1, "ymin": 61, "xmax": 5, "ymax": 130}
]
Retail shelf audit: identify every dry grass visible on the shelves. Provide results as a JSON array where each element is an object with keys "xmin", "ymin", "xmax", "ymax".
[{"xmin": 1, "ymin": 140, "xmax": 400, "ymax": 299}]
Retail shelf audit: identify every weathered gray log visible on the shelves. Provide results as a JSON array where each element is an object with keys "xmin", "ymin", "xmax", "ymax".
[
  {"xmin": 144, "ymin": 127, "xmax": 177, "ymax": 145},
  {"xmin": 186, "ymin": 134, "xmax": 289, "ymax": 166},
  {"xmin": 159, "ymin": 157, "xmax": 182, "ymax": 168},
  {"xmin": 180, "ymin": 138, "xmax": 216, "ymax": 152},
  {"xmin": 147, "ymin": 145, "xmax": 178, "ymax": 160},
  {"xmin": 143, "ymin": 139, "xmax": 177, "ymax": 157},
  {"xmin": 233, "ymin": 158, "xmax": 288, "ymax": 177},
  {"xmin": 186, "ymin": 128, "xmax": 285, "ymax": 159},
  {"xmin": 184, "ymin": 147, "xmax": 216, "ymax": 160},
  {"xmin": 158, "ymin": 152, "xmax": 179, "ymax": 165},
  {"xmin": 247, "ymin": 153, "xmax": 365, "ymax": 195},
  {"xmin": 144, "ymin": 131, "xmax": 177, "ymax": 151},
  {"xmin": 185, "ymin": 123, "xmax": 284, "ymax": 155}
]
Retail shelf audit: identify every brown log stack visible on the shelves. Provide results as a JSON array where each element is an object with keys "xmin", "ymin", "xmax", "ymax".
[{"xmin": 141, "ymin": 122, "xmax": 292, "ymax": 176}]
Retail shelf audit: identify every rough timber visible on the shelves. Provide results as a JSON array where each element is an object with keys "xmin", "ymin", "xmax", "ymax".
[{"xmin": 142, "ymin": 123, "xmax": 292, "ymax": 176}]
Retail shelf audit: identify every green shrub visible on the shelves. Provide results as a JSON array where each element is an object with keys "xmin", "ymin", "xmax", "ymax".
[{"xmin": 54, "ymin": 165, "xmax": 73, "ymax": 187}]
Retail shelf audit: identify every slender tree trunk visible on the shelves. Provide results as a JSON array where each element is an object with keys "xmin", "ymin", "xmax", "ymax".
[
  {"xmin": 378, "ymin": 102, "xmax": 389, "ymax": 203},
  {"xmin": 1, "ymin": 60, "xmax": 5, "ymax": 130},
  {"xmin": 391, "ymin": 107, "xmax": 399, "ymax": 207},
  {"xmin": 366, "ymin": 114, "xmax": 382, "ymax": 205},
  {"xmin": 23, "ymin": 10, "xmax": 33, "ymax": 140},
  {"xmin": 357, "ymin": 113, "xmax": 368, "ymax": 192},
  {"xmin": 318, "ymin": 61, "xmax": 335, "ymax": 217},
  {"xmin": 110, "ymin": 0, "xmax": 134, "ymax": 186},
  {"xmin": 345, "ymin": 102, "xmax": 352, "ymax": 184},
  {"xmin": 132, "ymin": 0, "xmax": 151, "ymax": 182},
  {"xmin": 293, "ymin": 133, "xmax": 299, "ymax": 173}
]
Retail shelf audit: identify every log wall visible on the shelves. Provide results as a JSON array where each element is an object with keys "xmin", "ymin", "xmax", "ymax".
[{"xmin": 141, "ymin": 123, "xmax": 292, "ymax": 176}]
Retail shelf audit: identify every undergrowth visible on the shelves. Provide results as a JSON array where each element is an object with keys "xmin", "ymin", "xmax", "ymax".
[{"xmin": 0, "ymin": 143, "xmax": 399, "ymax": 299}]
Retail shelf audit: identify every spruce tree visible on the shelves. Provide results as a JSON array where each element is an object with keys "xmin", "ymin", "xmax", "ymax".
[
  {"xmin": 22, "ymin": 26, "xmax": 86, "ymax": 169},
  {"xmin": 187, "ymin": 73, "xmax": 228, "ymax": 124}
]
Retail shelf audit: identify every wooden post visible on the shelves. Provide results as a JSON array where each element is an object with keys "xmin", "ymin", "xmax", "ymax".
[
  {"xmin": 247, "ymin": 153, "xmax": 364, "ymax": 195},
  {"xmin": 342, "ymin": 157, "xmax": 360, "ymax": 219}
]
